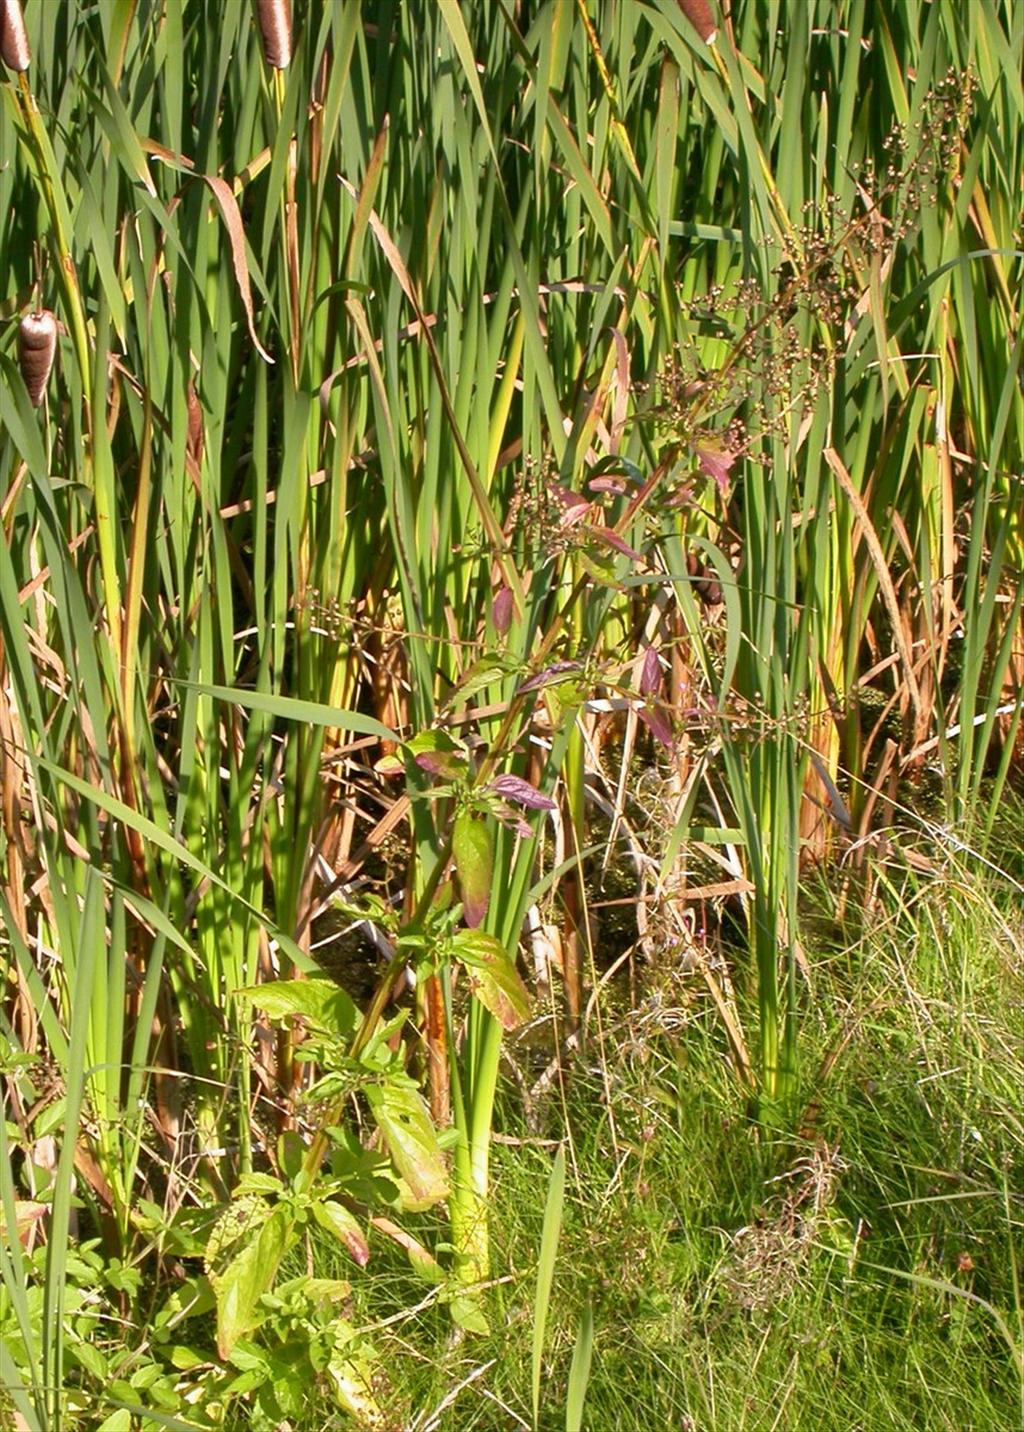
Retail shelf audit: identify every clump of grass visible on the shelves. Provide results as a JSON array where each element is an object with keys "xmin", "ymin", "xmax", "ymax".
[{"xmin": 346, "ymin": 852, "xmax": 1022, "ymax": 1431}]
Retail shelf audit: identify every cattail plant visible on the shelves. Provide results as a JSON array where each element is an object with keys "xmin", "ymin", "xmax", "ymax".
[
  {"xmin": 0, "ymin": 0, "xmax": 30, "ymax": 71},
  {"xmin": 17, "ymin": 310, "xmax": 56, "ymax": 406},
  {"xmin": 256, "ymin": 0, "xmax": 291, "ymax": 69}
]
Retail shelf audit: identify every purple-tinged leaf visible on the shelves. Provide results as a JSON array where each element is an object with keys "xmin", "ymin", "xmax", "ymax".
[
  {"xmin": 4, "ymin": 1200, "xmax": 46, "ymax": 1247},
  {"xmin": 549, "ymin": 483, "xmax": 590, "ymax": 511},
  {"xmin": 407, "ymin": 729, "xmax": 468, "ymax": 778},
  {"xmin": 549, "ymin": 484, "xmax": 591, "ymax": 525},
  {"xmin": 489, "ymin": 774, "xmax": 557, "ymax": 810},
  {"xmin": 696, "ymin": 445, "xmax": 735, "ymax": 492},
  {"xmin": 587, "ymin": 476, "xmax": 628, "ymax": 494},
  {"xmin": 665, "ymin": 483, "xmax": 695, "ymax": 509},
  {"xmin": 561, "ymin": 503, "xmax": 592, "ymax": 528},
  {"xmin": 370, "ymin": 1216, "xmax": 444, "ymax": 1283},
  {"xmin": 414, "ymin": 750, "xmax": 466, "ymax": 779},
  {"xmin": 639, "ymin": 646, "xmax": 662, "ymax": 697},
  {"xmin": 492, "ymin": 584, "xmax": 514, "ymax": 635},
  {"xmin": 592, "ymin": 526, "xmax": 641, "ymax": 561},
  {"xmin": 491, "ymin": 807, "xmax": 533, "ymax": 839},
  {"xmin": 519, "ymin": 660, "xmax": 582, "ymax": 694},
  {"xmin": 638, "ymin": 705, "xmax": 676, "ymax": 752}
]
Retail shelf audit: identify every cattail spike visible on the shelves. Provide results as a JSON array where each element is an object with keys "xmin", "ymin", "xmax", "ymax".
[
  {"xmin": 257, "ymin": 0, "xmax": 291, "ymax": 70},
  {"xmin": 1, "ymin": 0, "xmax": 31, "ymax": 72},
  {"xmin": 676, "ymin": 0, "xmax": 717, "ymax": 45},
  {"xmin": 18, "ymin": 311, "xmax": 57, "ymax": 406}
]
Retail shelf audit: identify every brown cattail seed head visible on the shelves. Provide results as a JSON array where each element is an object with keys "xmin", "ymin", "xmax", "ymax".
[
  {"xmin": 257, "ymin": 0, "xmax": 291, "ymax": 69},
  {"xmin": 686, "ymin": 550, "xmax": 722, "ymax": 607},
  {"xmin": 18, "ymin": 311, "xmax": 57, "ymax": 406},
  {"xmin": 676, "ymin": 0, "xmax": 716, "ymax": 44},
  {"xmin": 697, "ymin": 568, "xmax": 723, "ymax": 606},
  {"xmin": 1, "ymin": 0, "xmax": 31, "ymax": 72}
]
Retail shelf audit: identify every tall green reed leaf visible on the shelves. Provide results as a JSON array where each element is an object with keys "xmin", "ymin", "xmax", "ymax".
[{"xmin": 533, "ymin": 1145, "xmax": 566, "ymax": 1430}]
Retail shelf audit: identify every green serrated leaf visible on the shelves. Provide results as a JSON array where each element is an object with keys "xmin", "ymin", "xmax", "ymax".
[
  {"xmin": 448, "ymin": 1292, "xmax": 491, "ymax": 1336},
  {"xmin": 205, "ymin": 1194, "xmax": 271, "ymax": 1268},
  {"xmin": 452, "ymin": 809, "xmax": 494, "ymax": 928},
  {"xmin": 450, "ymin": 928, "xmax": 507, "ymax": 967},
  {"xmin": 546, "ymin": 681, "xmax": 585, "ymax": 726},
  {"xmin": 406, "ymin": 728, "xmax": 467, "ymax": 756},
  {"xmin": 326, "ymin": 1332, "xmax": 387, "ymax": 1426},
  {"xmin": 210, "ymin": 1207, "xmax": 295, "ymax": 1357},
  {"xmin": 226, "ymin": 1337, "xmax": 271, "ymax": 1373},
  {"xmin": 68, "ymin": 1339, "xmax": 108, "ymax": 1381},
  {"xmin": 279, "ymin": 1274, "xmax": 352, "ymax": 1308},
  {"xmin": 450, "ymin": 657, "xmax": 513, "ymax": 704},
  {"xmin": 277, "ymin": 1130, "xmax": 305, "ymax": 1182},
  {"xmin": 365, "ymin": 1081, "xmax": 448, "ymax": 1209},
  {"xmin": 147, "ymin": 1379, "xmax": 184, "ymax": 1413},
  {"xmin": 166, "ymin": 1345, "xmax": 206, "ymax": 1371},
  {"xmin": 155, "ymin": 1277, "xmax": 216, "ymax": 1329},
  {"xmin": 452, "ymin": 930, "xmax": 531, "ymax": 1030},
  {"xmin": 233, "ymin": 1172, "xmax": 284, "ymax": 1197},
  {"xmin": 234, "ymin": 977, "xmax": 358, "ymax": 1036},
  {"xmin": 130, "ymin": 1362, "xmax": 164, "ymax": 1390},
  {"xmin": 96, "ymin": 1412, "xmax": 133, "ymax": 1432},
  {"xmin": 577, "ymin": 546, "xmax": 618, "ymax": 584}
]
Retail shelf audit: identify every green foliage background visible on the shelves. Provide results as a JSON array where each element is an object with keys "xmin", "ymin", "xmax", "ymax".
[{"xmin": 0, "ymin": 0, "xmax": 1020, "ymax": 1426}]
